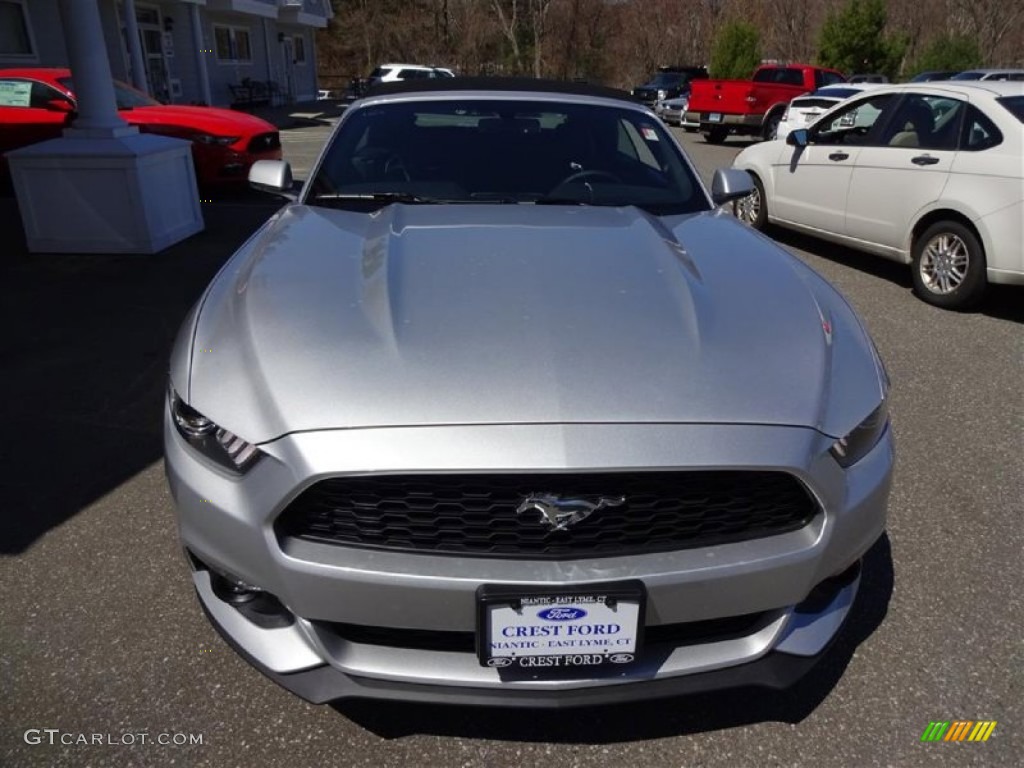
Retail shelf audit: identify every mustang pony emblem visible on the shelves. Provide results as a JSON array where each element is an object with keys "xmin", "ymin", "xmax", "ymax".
[{"xmin": 516, "ymin": 494, "xmax": 626, "ymax": 531}]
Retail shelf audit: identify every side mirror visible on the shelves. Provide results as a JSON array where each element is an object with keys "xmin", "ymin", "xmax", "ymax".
[
  {"xmin": 786, "ymin": 129, "xmax": 809, "ymax": 147},
  {"xmin": 248, "ymin": 159, "xmax": 296, "ymax": 199},
  {"xmin": 711, "ymin": 168, "xmax": 754, "ymax": 206},
  {"xmin": 46, "ymin": 98, "xmax": 75, "ymax": 113}
]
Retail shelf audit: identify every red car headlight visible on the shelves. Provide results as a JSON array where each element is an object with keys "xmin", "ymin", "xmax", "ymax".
[{"xmin": 193, "ymin": 134, "xmax": 240, "ymax": 146}]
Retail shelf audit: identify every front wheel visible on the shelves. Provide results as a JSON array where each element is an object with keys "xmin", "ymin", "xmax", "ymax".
[
  {"xmin": 704, "ymin": 126, "xmax": 728, "ymax": 144},
  {"xmin": 911, "ymin": 221, "xmax": 987, "ymax": 309},
  {"xmin": 734, "ymin": 173, "xmax": 768, "ymax": 230}
]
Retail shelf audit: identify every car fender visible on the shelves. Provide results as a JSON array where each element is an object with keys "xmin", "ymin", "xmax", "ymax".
[{"xmin": 904, "ymin": 197, "xmax": 990, "ymax": 259}]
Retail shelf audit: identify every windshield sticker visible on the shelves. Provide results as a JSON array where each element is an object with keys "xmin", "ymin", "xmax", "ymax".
[
  {"xmin": 641, "ymin": 126, "xmax": 659, "ymax": 141},
  {"xmin": 0, "ymin": 81, "xmax": 32, "ymax": 107}
]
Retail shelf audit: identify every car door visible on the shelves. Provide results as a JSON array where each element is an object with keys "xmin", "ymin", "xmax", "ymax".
[
  {"xmin": 770, "ymin": 93, "xmax": 897, "ymax": 234},
  {"xmin": 844, "ymin": 93, "xmax": 962, "ymax": 249},
  {"xmin": 0, "ymin": 78, "xmax": 73, "ymax": 158}
]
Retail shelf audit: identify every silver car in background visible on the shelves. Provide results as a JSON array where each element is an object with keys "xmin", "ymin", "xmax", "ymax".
[
  {"xmin": 165, "ymin": 78, "xmax": 894, "ymax": 707},
  {"xmin": 656, "ymin": 95, "xmax": 699, "ymax": 130}
]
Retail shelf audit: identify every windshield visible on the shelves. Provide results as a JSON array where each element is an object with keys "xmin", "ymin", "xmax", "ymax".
[
  {"xmin": 307, "ymin": 99, "xmax": 709, "ymax": 215},
  {"xmin": 996, "ymin": 96, "xmax": 1024, "ymax": 122},
  {"xmin": 649, "ymin": 73, "xmax": 685, "ymax": 88},
  {"xmin": 58, "ymin": 77, "xmax": 160, "ymax": 109}
]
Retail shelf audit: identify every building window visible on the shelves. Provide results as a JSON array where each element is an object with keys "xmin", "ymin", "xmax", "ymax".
[
  {"xmin": 0, "ymin": 0, "xmax": 36, "ymax": 59},
  {"xmin": 214, "ymin": 25, "xmax": 252, "ymax": 63},
  {"xmin": 293, "ymin": 36, "xmax": 306, "ymax": 65}
]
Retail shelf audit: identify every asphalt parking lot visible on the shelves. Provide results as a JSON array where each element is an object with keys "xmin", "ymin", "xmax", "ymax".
[{"xmin": 1, "ymin": 119, "xmax": 1021, "ymax": 768}]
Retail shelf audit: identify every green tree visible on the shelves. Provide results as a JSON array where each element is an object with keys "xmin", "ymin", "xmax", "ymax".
[
  {"xmin": 908, "ymin": 33, "xmax": 982, "ymax": 76},
  {"xmin": 709, "ymin": 20, "xmax": 761, "ymax": 80},
  {"xmin": 817, "ymin": 0, "xmax": 906, "ymax": 79}
]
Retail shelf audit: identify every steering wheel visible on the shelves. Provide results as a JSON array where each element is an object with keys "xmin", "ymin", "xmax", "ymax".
[
  {"xmin": 383, "ymin": 153, "xmax": 411, "ymax": 182},
  {"xmin": 353, "ymin": 147, "xmax": 411, "ymax": 182},
  {"xmin": 553, "ymin": 169, "xmax": 622, "ymax": 189}
]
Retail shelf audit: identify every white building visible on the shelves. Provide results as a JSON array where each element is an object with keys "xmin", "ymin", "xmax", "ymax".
[{"xmin": 1, "ymin": 0, "xmax": 331, "ymax": 106}]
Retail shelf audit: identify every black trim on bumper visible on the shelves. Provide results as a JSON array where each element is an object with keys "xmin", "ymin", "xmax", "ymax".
[{"xmin": 201, "ymin": 598, "xmax": 826, "ymax": 708}]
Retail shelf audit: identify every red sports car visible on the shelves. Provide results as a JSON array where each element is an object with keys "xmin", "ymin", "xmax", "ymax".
[{"xmin": 0, "ymin": 68, "xmax": 282, "ymax": 187}]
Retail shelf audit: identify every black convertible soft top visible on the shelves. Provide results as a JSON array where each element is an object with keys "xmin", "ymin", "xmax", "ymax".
[{"xmin": 364, "ymin": 76, "xmax": 639, "ymax": 104}]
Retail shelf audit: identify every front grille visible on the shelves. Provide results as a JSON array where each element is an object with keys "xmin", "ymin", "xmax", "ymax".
[
  {"xmin": 275, "ymin": 471, "xmax": 818, "ymax": 559},
  {"xmin": 247, "ymin": 132, "xmax": 281, "ymax": 153},
  {"xmin": 314, "ymin": 611, "xmax": 773, "ymax": 653},
  {"xmin": 633, "ymin": 88, "xmax": 657, "ymax": 103}
]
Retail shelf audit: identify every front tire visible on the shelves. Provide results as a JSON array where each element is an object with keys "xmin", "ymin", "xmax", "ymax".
[
  {"xmin": 704, "ymin": 126, "xmax": 728, "ymax": 144},
  {"xmin": 911, "ymin": 221, "xmax": 987, "ymax": 309},
  {"xmin": 734, "ymin": 173, "xmax": 768, "ymax": 230}
]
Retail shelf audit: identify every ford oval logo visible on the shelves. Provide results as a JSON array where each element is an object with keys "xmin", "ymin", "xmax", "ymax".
[{"xmin": 537, "ymin": 607, "xmax": 587, "ymax": 621}]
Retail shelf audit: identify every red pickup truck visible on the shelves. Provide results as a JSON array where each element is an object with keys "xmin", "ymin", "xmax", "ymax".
[{"xmin": 684, "ymin": 64, "xmax": 846, "ymax": 144}]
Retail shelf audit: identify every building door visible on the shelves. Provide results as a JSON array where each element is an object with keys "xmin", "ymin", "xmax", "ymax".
[
  {"xmin": 281, "ymin": 37, "xmax": 295, "ymax": 103},
  {"xmin": 136, "ymin": 6, "xmax": 171, "ymax": 102}
]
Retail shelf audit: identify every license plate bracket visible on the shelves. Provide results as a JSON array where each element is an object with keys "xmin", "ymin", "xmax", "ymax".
[{"xmin": 476, "ymin": 581, "xmax": 646, "ymax": 670}]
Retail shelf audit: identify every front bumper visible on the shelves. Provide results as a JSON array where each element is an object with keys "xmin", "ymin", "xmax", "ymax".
[
  {"xmin": 166, "ymin": 416, "xmax": 893, "ymax": 706},
  {"xmin": 201, "ymin": 565, "xmax": 858, "ymax": 707}
]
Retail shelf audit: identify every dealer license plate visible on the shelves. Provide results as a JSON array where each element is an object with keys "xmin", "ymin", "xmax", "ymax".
[
  {"xmin": 477, "ymin": 581, "xmax": 645, "ymax": 670},
  {"xmin": 708, "ymin": 112, "xmax": 723, "ymax": 123}
]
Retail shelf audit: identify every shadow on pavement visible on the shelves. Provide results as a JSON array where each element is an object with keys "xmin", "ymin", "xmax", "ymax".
[
  {"xmin": 770, "ymin": 227, "xmax": 1024, "ymax": 324},
  {"xmin": 334, "ymin": 535, "xmax": 894, "ymax": 742},
  {"xmin": 0, "ymin": 194, "xmax": 281, "ymax": 554},
  {"xmin": 249, "ymin": 99, "xmax": 348, "ymax": 130}
]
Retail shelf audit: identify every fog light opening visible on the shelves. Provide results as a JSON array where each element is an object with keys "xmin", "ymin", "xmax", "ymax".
[
  {"xmin": 189, "ymin": 553, "xmax": 296, "ymax": 629},
  {"xmin": 210, "ymin": 570, "xmax": 264, "ymax": 605}
]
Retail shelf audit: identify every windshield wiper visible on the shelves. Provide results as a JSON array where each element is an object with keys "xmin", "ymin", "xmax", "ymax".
[{"xmin": 311, "ymin": 192, "xmax": 442, "ymax": 205}]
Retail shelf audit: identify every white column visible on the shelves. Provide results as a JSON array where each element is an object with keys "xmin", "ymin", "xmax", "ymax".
[
  {"xmin": 8, "ymin": 0, "xmax": 203, "ymax": 254},
  {"xmin": 122, "ymin": 0, "xmax": 150, "ymax": 94},
  {"xmin": 58, "ymin": 0, "xmax": 134, "ymax": 137},
  {"xmin": 188, "ymin": 1, "xmax": 212, "ymax": 105}
]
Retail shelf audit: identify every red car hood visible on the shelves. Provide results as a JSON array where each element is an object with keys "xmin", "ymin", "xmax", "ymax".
[{"xmin": 122, "ymin": 105, "xmax": 276, "ymax": 136}]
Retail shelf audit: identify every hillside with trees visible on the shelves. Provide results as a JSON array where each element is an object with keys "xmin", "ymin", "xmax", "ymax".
[{"xmin": 316, "ymin": 0, "xmax": 1022, "ymax": 89}]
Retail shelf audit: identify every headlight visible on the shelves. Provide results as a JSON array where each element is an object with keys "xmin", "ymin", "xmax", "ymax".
[
  {"xmin": 830, "ymin": 402, "xmax": 889, "ymax": 468},
  {"xmin": 170, "ymin": 390, "xmax": 261, "ymax": 472},
  {"xmin": 657, "ymin": 89, "xmax": 667, "ymax": 99},
  {"xmin": 193, "ymin": 134, "xmax": 240, "ymax": 146}
]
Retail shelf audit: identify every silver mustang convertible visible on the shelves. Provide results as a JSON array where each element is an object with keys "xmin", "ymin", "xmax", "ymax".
[{"xmin": 165, "ymin": 79, "xmax": 894, "ymax": 707}]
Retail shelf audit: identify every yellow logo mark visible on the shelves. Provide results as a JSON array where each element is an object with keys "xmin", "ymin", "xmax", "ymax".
[{"xmin": 922, "ymin": 720, "xmax": 997, "ymax": 742}]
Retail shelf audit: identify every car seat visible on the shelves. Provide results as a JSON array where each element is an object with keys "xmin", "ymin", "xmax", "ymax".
[{"xmin": 888, "ymin": 101, "xmax": 934, "ymax": 148}]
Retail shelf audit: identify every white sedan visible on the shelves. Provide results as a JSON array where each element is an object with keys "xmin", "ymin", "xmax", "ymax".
[
  {"xmin": 733, "ymin": 81, "xmax": 1024, "ymax": 309},
  {"xmin": 776, "ymin": 84, "xmax": 882, "ymax": 140}
]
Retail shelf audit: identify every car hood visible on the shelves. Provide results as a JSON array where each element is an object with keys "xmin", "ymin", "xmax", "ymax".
[
  {"xmin": 186, "ymin": 204, "xmax": 884, "ymax": 443},
  {"xmin": 124, "ymin": 105, "xmax": 275, "ymax": 135}
]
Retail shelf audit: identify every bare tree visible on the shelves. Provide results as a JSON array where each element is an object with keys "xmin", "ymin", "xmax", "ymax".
[
  {"xmin": 491, "ymin": 0, "xmax": 524, "ymax": 72},
  {"xmin": 944, "ymin": 0, "xmax": 1024, "ymax": 64}
]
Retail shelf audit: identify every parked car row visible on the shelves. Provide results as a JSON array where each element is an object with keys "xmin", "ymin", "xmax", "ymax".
[
  {"xmin": 669, "ymin": 65, "xmax": 1024, "ymax": 144},
  {"xmin": 732, "ymin": 81, "xmax": 1024, "ymax": 309},
  {"xmin": 0, "ymin": 67, "xmax": 282, "ymax": 188}
]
